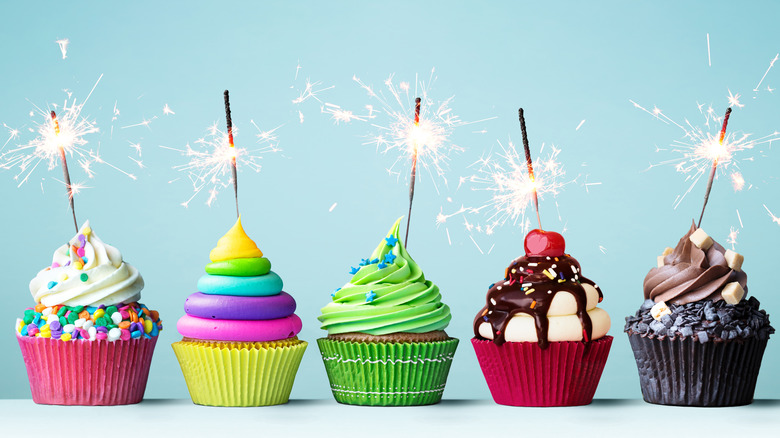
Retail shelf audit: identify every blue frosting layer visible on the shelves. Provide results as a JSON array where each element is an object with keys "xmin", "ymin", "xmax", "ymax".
[{"xmin": 197, "ymin": 271, "xmax": 283, "ymax": 297}]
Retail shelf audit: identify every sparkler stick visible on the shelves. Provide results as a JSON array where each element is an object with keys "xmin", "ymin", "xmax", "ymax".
[
  {"xmin": 697, "ymin": 107, "xmax": 732, "ymax": 228},
  {"xmin": 224, "ymin": 90, "xmax": 239, "ymax": 217},
  {"xmin": 518, "ymin": 108, "xmax": 542, "ymax": 230},
  {"xmin": 404, "ymin": 97, "xmax": 422, "ymax": 247},
  {"xmin": 51, "ymin": 110, "xmax": 78, "ymax": 232}
]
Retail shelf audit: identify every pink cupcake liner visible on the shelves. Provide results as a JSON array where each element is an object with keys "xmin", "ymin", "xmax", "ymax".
[
  {"xmin": 17, "ymin": 335, "xmax": 158, "ymax": 405},
  {"xmin": 472, "ymin": 336, "xmax": 613, "ymax": 406}
]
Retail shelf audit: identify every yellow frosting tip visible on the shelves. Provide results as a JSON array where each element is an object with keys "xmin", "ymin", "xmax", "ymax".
[{"xmin": 209, "ymin": 216, "xmax": 264, "ymax": 262}]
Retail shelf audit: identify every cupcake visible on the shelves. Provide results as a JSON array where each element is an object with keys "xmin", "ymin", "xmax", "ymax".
[
  {"xmin": 472, "ymin": 229, "xmax": 612, "ymax": 406},
  {"xmin": 317, "ymin": 218, "xmax": 458, "ymax": 406},
  {"xmin": 15, "ymin": 221, "xmax": 162, "ymax": 405},
  {"xmin": 172, "ymin": 217, "xmax": 307, "ymax": 406},
  {"xmin": 625, "ymin": 222, "xmax": 774, "ymax": 406}
]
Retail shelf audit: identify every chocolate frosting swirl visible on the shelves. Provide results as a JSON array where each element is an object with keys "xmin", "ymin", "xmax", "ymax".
[
  {"xmin": 473, "ymin": 253, "xmax": 602, "ymax": 349},
  {"xmin": 643, "ymin": 222, "xmax": 747, "ymax": 305}
]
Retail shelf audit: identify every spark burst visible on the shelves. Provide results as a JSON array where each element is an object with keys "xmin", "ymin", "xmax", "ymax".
[
  {"xmin": 466, "ymin": 140, "xmax": 568, "ymax": 235},
  {"xmin": 162, "ymin": 121, "xmax": 281, "ymax": 208},
  {"xmin": 0, "ymin": 76, "xmax": 138, "ymax": 190},
  {"xmin": 633, "ymin": 99, "xmax": 780, "ymax": 209},
  {"xmin": 349, "ymin": 69, "xmax": 494, "ymax": 192},
  {"xmin": 56, "ymin": 38, "xmax": 69, "ymax": 59}
]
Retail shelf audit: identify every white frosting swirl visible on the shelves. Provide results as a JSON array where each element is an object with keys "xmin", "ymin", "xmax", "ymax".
[
  {"xmin": 477, "ymin": 284, "xmax": 611, "ymax": 342},
  {"xmin": 29, "ymin": 221, "xmax": 144, "ymax": 307}
]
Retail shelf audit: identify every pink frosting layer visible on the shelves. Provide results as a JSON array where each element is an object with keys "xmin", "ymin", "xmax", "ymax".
[{"xmin": 176, "ymin": 313, "xmax": 302, "ymax": 342}]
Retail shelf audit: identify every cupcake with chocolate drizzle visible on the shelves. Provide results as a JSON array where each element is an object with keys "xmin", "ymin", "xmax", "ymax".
[
  {"xmin": 625, "ymin": 222, "xmax": 773, "ymax": 406},
  {"xmin": 472, "ymin": 229, "xmax": 612, "ymax": 407}
]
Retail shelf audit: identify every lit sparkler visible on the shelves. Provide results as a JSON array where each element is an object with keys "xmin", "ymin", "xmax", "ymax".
[
  {"xmin": 697, "ymin": 107, "xmax": 732, "ymax": 227},
  {"xmin": 466, "ymin": 138, "xmax": 568, "ymax": 236},
  {"xmin": 162, "ymin": 96, "xmax": 281, "ymax": 209},
  {"xmin": 634, "ymin": 99, "xmax": 780, "ymax": 210},
  {"xmin": 333, "ymin": 69, "xmax": 494, "ymax": 243}
]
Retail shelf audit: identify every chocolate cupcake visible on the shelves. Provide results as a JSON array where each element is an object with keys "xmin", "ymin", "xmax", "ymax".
[
  {"xmin": 472, "ymin": 229, "xmax": 612, "ymax": 406},
  {"xmin": 625, "ymin": 222, "xmax": 774, "ymax": 406}
]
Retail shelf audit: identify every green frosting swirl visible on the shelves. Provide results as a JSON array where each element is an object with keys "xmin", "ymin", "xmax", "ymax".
[
  {"xmin": 318, "ymin": 217, "xmax": 452, "ymax": 335},
  {"xmin": 205, "ymin": 257, "xmax": 271, "ymax": 276}
]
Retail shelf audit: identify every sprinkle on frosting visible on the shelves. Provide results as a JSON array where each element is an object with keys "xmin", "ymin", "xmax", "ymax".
[
  {"xmin": 16, "ymin": 301, "xmax": 162, "ymax": 342},
  {"xmin": 319, "ymin": 217, "xmax": 452, "ymax": 335},
  {"xmin": 209, "ymin": 216, "xmax": 264, "ymax": 262}
]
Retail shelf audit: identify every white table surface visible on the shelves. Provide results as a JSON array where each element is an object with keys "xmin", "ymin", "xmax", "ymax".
[{"xmin": 3, "ymin": 399, "xmax": 779, "ymax": 435}]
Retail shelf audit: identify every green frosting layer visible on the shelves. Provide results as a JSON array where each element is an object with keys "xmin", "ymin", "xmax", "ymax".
[
  {"xmin": 318, "ymin": 218, "xmax": 452, "ymax": 335},
  {"xmin": 205, "ymin": 257, "xmax": 271, "ymax": 277}
]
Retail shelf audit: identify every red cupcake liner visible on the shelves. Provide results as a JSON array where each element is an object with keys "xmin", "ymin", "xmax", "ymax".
[
  {"xmin": 17, "ymin": 335, "xmax": 158, "ymax": 405},
  {"xmin": 472, "ymin": 336, "xmax": 613, "ymax": 406}
]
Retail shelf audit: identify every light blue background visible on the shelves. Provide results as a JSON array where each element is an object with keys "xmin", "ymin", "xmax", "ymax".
[{"xmin": 1, "ymin": 1, "xmax": 779, "ymax": 400}]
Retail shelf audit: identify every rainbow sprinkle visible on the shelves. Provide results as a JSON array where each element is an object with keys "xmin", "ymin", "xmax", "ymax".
[{"xmin": 16, "ymin": 302, "xmax": 162, "ymax": 342}]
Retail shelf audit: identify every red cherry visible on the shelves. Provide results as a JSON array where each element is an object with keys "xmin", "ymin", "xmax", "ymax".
[{"xmin": 524, "ymin": 229, "xmax": 566, "ymax": 257}]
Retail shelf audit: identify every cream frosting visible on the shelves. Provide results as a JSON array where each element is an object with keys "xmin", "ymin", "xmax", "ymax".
[{"xmin": 29, "ymin": 221, "xmax": 144, "ymax": 307}]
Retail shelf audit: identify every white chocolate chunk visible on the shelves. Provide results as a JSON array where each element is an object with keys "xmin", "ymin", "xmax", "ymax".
[
  {"xmin": 650, "ymin": 301, "xmax": 672, "ymax": 321},
  {"xmin": 657, "ymin": 255, "xmax": 666, "ymax": 268},
  {"xmin": 662, "ymin": 247, "xmax": 674, "ymax": 256},
  {"xmin": 724, "ymin": 249, "xmax": 744, "ymax": 271},
  {"xmin": 722, "ymin": 282, "xmax": 745, "ymax": 305},
  {"xmin": 690, "ymin": 228, "xmax": 713, "ymax": 250}
]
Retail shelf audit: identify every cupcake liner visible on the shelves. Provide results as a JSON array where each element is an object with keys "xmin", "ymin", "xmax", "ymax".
[
  {"xmin": 17, "ymin": 334, "xmax": 158, "ymax": 405},
  {"xmin": 172, "ymin": 338, "xmax": 308, "ymax": 407},
  {"xmin": 472, "ymin": 336, "xmax": 613, "ymax": 407},
  {"xmin": 627, "ymin": 334, "xmax": 768, "ymax": 406},
  {"xmin": 317, "ymin": 337, "xmax": 459, "ymax": 406}
]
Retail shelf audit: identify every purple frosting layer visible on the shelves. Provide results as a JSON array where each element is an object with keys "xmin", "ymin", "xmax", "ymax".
[{"xmin": 184, "ymin": 291, "xmax": 296, "ymax": 320}]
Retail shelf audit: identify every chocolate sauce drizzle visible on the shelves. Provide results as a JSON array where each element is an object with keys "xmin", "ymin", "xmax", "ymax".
[{"xmin": 474, "ymin": 254, "xmax": 602, "ymax": 349}]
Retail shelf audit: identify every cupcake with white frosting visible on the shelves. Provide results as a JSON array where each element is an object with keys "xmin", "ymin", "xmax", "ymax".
[
  {"xmin": 472, "ymin": 228, "xmax": 612, "ymax": 406},
  {"xmin": 16, "ymin": 221, "xmax": 162, "ymax": 405}
]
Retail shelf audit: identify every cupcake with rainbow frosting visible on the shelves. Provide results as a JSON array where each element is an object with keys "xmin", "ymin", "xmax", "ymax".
[
  {"xmin": 172, "ymin": 217, "xmax": 307, "ymax": 406},
  {"xmin": 317, "ymin": 217, "xmax": 458, "ymax": 406},
  {"xmin": 16, "ymin": 221, "xmax": 162, "ymax": 405}
]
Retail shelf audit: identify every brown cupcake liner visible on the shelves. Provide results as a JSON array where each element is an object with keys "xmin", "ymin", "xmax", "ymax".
[{"xmin": 627, "ymin": 333, "xmax": 768, "ymax": 406}]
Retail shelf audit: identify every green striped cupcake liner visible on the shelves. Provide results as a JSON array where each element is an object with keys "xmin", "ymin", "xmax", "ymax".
[{"xmin": 317, "ymin": 337, "xmax": 459, "ymax": 406}]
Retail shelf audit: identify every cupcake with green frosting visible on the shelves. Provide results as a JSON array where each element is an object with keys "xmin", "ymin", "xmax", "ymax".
[{"xmin": 317, "ymin": 217, "xmax": 458, "ymax": 406}]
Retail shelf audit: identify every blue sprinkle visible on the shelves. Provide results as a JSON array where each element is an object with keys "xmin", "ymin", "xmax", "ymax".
[
  {"xmin": 489, "ymin": 283, "xmax": 495, "ymax": 290},
  {"xmin": 82, "ymin": 257, "xmax": 88, "ymax": 264},
  {"xmin": 483, "ymin": 316, "xmax": 489, "ymax": 322},
  {"xmin": 21, "ymin": 325, "xmax": 28, "ymax": 336},
  {"xmin": 143, "ymin": 332, "xmax": 152, "ymax": 339},
  {"xmin": 47, "ymin": 281, "xmax": 57, "ymax": 289},
  {"xmin": 383, "ymin": 253, "xmax": 397, "ymax": 264},
  {"xmin": 335, "ymin": 287, "xmax": 342, "ymax": 292},
  {"xmin": 131, "ymin": 330, "xmax": 142, "ymax": 339},
  {"xmin": 349, "ymin": 266, "xmax": 359, "ymax": 274},
  {"xmin": 559, "ymin": 272, "xmax": 565, "ymax": 280},
  {"xmin": 371, "ymin": 258, "xmax": 379, "ymax": 264},
  {"xmin": 385, "ymin": 236, "xmax": 399, "ymax": 247},
  {"xmin": 365, "ymin": 290, "xmax": 377, "ymax": 303},
  {"xmin": 330, "ymin": 293, "xmax": 336, "ymax": 298},
  {"xmin": 33, "ymin": 316, "xmax": 42, "ymax": 326},
  {"xmin": 377, "ymin": 263, "xmax": 387, "ymax": 269}
]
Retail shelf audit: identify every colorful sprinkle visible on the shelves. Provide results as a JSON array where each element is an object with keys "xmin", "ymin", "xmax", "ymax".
[
  {"xmin": 80, "ymin": 273, "xmax": 88, "ymax": 282},
  {"xmin": 365, "ymin": 290, "xmax": 377, "ymax": 302},
  {"xmin": 377, "ymin": 262, "xmax": 387, "ymax": 269},
  {"xmin": 384, "ymin": 235, "xmax": 399, "ymax": 247},
  {"xmin": 383, "ymin": 253, "xmax": 397, "ymax": 264},
  {"xmin": 543, "ymin": 269, "xmax": 555, "ymax": 280},
  {"xmin": 349, "ymin": 266, "xmax": 359, "ymax": 274},
  {"xmin": 524, "ymin": 288, "xmax": 535, "ymax": 295},
  {"xmin": 47, "ymin": 281, "xmax": 57, "ymax": 289}
]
